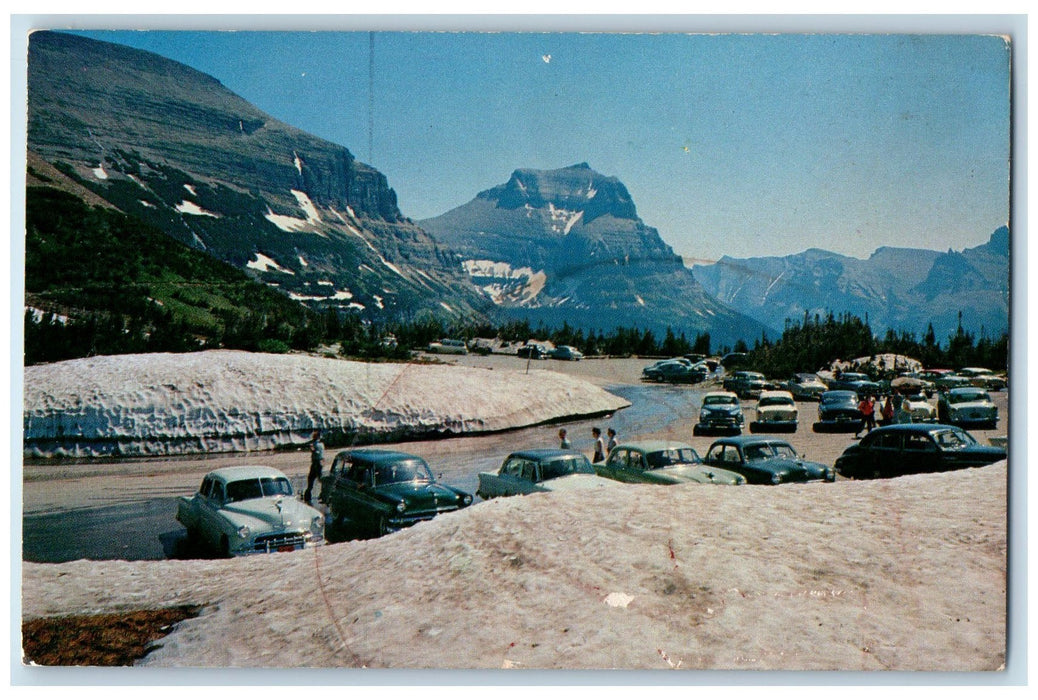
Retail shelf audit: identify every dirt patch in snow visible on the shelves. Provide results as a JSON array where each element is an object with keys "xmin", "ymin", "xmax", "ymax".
[{"xmin": 21, "ymin": 606, "xmax": 201, "ymax": 666}]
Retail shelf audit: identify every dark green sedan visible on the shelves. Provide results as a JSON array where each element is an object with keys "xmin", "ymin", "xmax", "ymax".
[
  {"xmin": 835, "ymin": 423, "xmax": 1006, "ymax": 480},
  {"xmin": 320, "ymin": 449, "xmax": 472, "ymax": 537},
  {"xmin": 703, "ymin": 435, "xmax": 835, "ymax": 484}
]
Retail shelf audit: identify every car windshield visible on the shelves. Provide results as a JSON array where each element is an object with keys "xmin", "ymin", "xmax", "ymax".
[
  {"xmin": 841, "ymin": 373, "xmax": 869, "ymax": 381},
  {"xmin": 703, "ymin": 395, "xmax": 737, "ymax": 406},
  {"xmin": 759, "ymin": 396, "xmax": 794, "ymax": 407},
  {"xmin": 933, "ymin": 428, "xmax": 978, "ymax": 449},
  {"xmin": 645, "ymin": 448, "xmax": 701, "ymax": 468},
  {"xmin": 374, "ymin": 459, "xmax": 434, "ymax": 485},
  {"xmin": 742, "ymin": 445, "xmax": 772, "ymax": 461},
  {"xmin": 948, "ymin": 390, "xmax": 990, "ymax": 404},
  {"xmin": 770, "ymin": 444, "xmax": 797, "ymax": 459},
  {"xmin": 822, "ymin": 392, "xmax": 857, "ymax": 406},
  {"xmin": 225, "ymin": 476, "xmax": 292, "ymax": 502},
  {"xmin": 540, "ymin": 455, "xmax": 595, "ymax": 479}
]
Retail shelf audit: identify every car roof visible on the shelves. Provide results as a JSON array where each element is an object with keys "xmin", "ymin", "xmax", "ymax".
[
  {"xmin": 334, "ymin": 448, "xmax": 424, "ymax": 464},
  {"xmin": 507, "ymin": 448, "xmax": 588, "ymax": 460},
  {"xmin": 205, "ymin": 465, "xmax": 288, "ymax": 481},
  {"xmin": 703, "ymin": 391, "xmax": 739, "ymax": 398},
  {"xmin": 707, "ymin": 435, "xmax": 793, "ymax": 448},
  {"xmin": 821, "ymin": 390, "xmax": 858, "ymax": 398},
  {"xmin": 759, "ymin": 390, "xmax": 794, "ymax": 399},
  {"xmin": 614, "ymin": 440, "xmax": 695, "ymax": 453},
  {"xmin": 868, "ymin": 423, "xmax": 959, "ymax": 436}
]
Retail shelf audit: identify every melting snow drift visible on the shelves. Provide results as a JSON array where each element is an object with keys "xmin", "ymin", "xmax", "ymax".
[{"xmin": 23, "ymin": 350, "xmax": 630, "ymax": 458}]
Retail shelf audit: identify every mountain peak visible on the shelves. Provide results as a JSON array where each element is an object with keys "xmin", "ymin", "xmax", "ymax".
[{"xmin": 478, "ymin": 163, "xmax": 637, "ymax": 224}]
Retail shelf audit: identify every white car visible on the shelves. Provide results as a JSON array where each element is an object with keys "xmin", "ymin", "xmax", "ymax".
[
  {"xmin": 750, "ymin": 390, "xmax": 799, "ymax": 433},
  {"xmin": 177, "ymin": 466, "xmax": 324, "ymax": 556},
  {"xmin": 956, "ymin": 367, "xmax": 1007, "ymax": 391},
  {"xmin": 938, "ymin": 387, "xmax": 999, "ymax": 429},
  {"xmin": 786, "ymin": 373, "xmax": 827, "ymax": 401},
  {"xmin": 898, "ymin": 393, "xmax": 937, "ymax": 423}
]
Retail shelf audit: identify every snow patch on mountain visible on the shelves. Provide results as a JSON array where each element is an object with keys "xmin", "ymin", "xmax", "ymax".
[
  {"xmin": 246, "ymin": 253, "xmax": 294, "ymax": 274},
  {"xmin": 176, "ymin": 200, "xmax": 219, "ymax": 218},
  {"xmin": 548, "ymin": 203, "xmax": 583, "ymax": 234},
  {"xmin": 291, "ymin": 189, "xmax": 321, "ymax": 224},
  {"xmin": 264, "ymin": 207, "xmax": 309, "ymax": 232},
  {"xmin": 462, "ymin": 260, "xmax": 547, "ymax": 305}
]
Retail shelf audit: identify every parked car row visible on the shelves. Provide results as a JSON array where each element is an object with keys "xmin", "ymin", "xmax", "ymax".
[
  {"xmin": 642, "ymin": 356, "xmax": 711, "ymax": 384},
  {"xmin": 175, "ymin": 383, "xmax": 1005, "ymax": 557},
  {"xmin": 518, "ymin": 343, "xmax": 585, "ymax": 360}
]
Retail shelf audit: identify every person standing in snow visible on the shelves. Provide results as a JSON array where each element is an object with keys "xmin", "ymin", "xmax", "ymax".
[
  {"xmin": 591, "ymin": 427, "xmax": 606, "ymax": 463},
  {"xmin": 606, "ymin": 427, "xmax": 618, "ymax": 454},
  {"xmin": 303, "ymin": 430, "xmax": 325, "ymax": 504},
  {"xmin": 558, "ymin": 428, "xmax": 571, "ymax": 449}
]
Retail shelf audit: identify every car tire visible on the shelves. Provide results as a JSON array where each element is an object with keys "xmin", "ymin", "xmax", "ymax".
[
  {"xmin": 376, "ymin": 515, "xmax": 389, "ymax": 538},
  {"xmin": 812, "ymin": 422, "xmax": 825, "ymax": 433},
  {"xmin": 749, "ymin": 422, "xmax": 761, "ymax": 433},
  {"xmin": 693, "ymin": 425, "xmax": 703, "ymax": 436},
  {"xmin": 220, "ymin": 535, "xmax": 231, "ymax": 558}
]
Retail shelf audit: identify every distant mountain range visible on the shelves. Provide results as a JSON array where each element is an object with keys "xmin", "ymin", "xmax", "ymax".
[
  {"xmin": 27, "ymin": 30, "xmax": 491, "ymax": 324},
  {"xmin": 25, "ymin": 30, "xmax": 1008, "ymax": 351},
  {"xmin": 420, "ymin": 163, "xmax": 769, "ymax": 345},
  {"xmin": 691, "ymin": 226, "xmax": 1010, "ymax": 341}
]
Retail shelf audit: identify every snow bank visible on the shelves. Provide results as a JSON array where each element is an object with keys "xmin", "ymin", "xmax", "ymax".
[
  {"xmin": 21, "ymin": 462, "xmax": 1007, "ymax": 670},
  {"xmin": 23, "ymin": 350, "xmax": 630, "ymax": 458}
]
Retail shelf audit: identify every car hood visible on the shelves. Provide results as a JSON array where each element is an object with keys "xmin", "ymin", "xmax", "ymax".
[
  {"xmin": 758, "ymin": 406, "xmax": 797, "ymax": 416},
  {"xmin": 946, "ymin": 400, "xmax": 994, "ymax": 410},
  {"xmin": 951, "ymin": 445, "xmax": 1007, "ymax": 461},
  {"xmin": 743, "ymin": 457, "xmax": 831, "ymax": 480},
  {"xmin": 658, "ymin": 464, "xmax": 746, "ymax": 485},
  {"xmin": 220, "ymin": 497, "xmax": 321, "ymax": 532},
  {"xmin": 375, "ymin": 481, "xmax": 467, "ymax": 508},
  {"xmin": 541, "ymin": 474, "xmax": 613, "ymax": 491},
  {"xmin": 702, "ymin": 405, "xmax": 741, "ymax": 414}
]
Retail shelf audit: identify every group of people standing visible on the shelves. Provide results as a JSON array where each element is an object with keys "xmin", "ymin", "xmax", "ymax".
[
  {"xmin": 558, "ymin": 426, "xmax": 617, "ymax": 463},
  {"xmin": 855, "ymin": 393, "xmax": 903, "ymax": 438}
]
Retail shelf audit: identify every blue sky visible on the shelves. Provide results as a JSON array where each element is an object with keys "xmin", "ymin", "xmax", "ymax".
[{"xmin": 67, "ymin": 27, "xmax": 1012, "ymax": 263}]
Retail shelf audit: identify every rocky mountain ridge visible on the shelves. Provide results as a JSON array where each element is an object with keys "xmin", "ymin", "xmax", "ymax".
[{"xmin": 27, "ymin": 30, "xmax": 491, "ymax": 323}]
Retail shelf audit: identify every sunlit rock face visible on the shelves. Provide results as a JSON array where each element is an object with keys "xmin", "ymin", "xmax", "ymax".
[{"xmin": 421, "ymin": 163, "xmax": 768, "ymax": 346}]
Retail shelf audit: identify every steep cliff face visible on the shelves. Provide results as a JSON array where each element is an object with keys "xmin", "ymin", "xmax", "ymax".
[
  {"xmin": 421, "ymin": 163, "xmax": 768, "ymax": 345},
  {"xmin": 426, "ymin": 163, "xmax": 678, "ymax": 272},
  {"xmin": 26, "ymin": 30, "xmax": 490, "ymax": 322}
]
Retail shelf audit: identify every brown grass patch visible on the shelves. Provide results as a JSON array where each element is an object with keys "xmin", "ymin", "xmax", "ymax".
[{"xmin": 22, "ymin": 606, "xmax": 201, "ymax": 666}]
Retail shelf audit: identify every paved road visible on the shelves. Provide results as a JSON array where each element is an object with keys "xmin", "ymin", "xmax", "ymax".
[{"xmin": 22, "ymin": 383, "xmax": 706, "ymax": 562}]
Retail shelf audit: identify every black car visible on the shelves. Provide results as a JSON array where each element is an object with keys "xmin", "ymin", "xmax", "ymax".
[
  {"xmin": 644, "ymin": 360, "xmax": 707, "ymax": 384},
  {"xmin": 834, "ymin": 424, "xmax": 1006, "ymax": 480},
  {"xmin": 517, "ymin": 344, "xmax": 547, "ymax": 359},
  {"xmin": 702, "ymin": 436, "xmax": 834, "ymax": 485},
  {"xmin": 813, "ymin": 390, "xmax": 862, "ymax": 433},
  {"xmin": 321, "ymin": 449, "xmax": 472, "ymax": 536},
  {"xmin": 828, "ymin": 372, "xmax": 882, "ymax": 397},
  {"xmin": 723, "ymin": 370, "xmax": 767, "ymax": 399}
]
